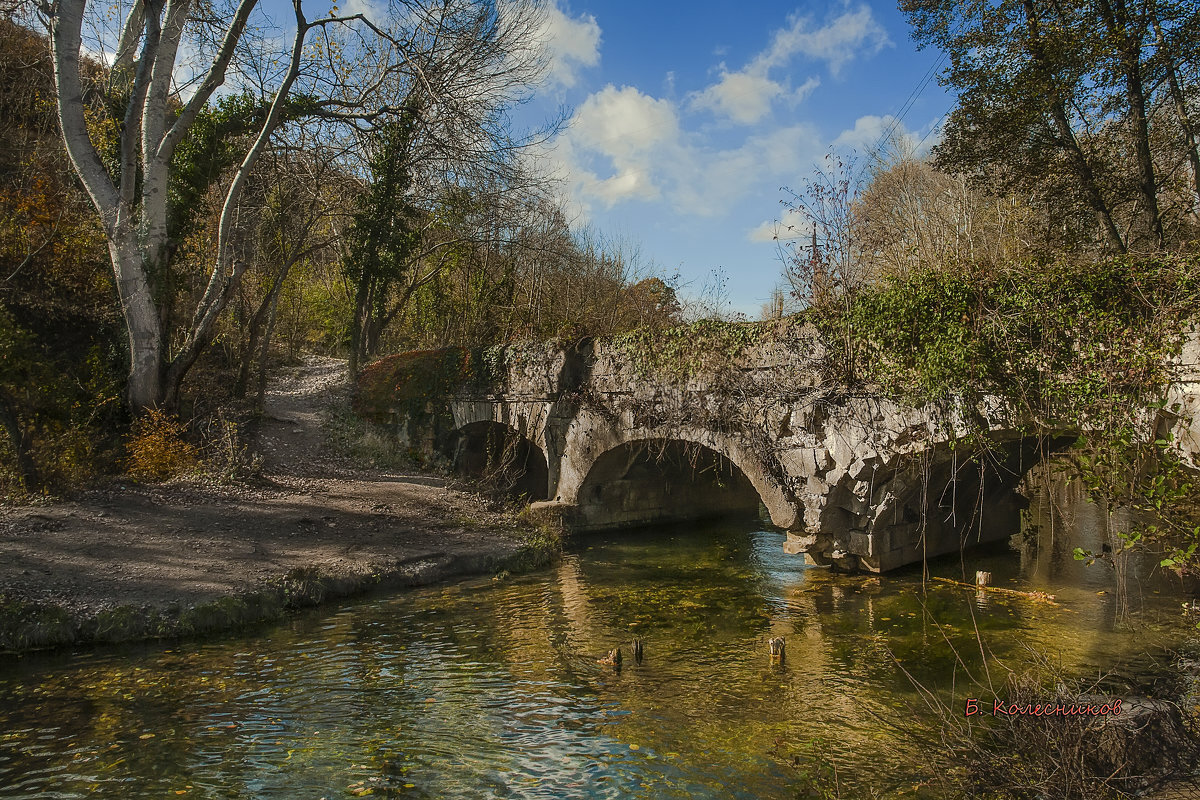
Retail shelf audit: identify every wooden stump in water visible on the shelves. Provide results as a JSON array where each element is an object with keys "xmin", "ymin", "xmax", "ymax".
[
  {"xmin": 632, "ymin": 638, "xmax": 644, "ymax": 664},
  {"xmin": 976, "ymin": 571, "xmax": 992, "ymax": 588},
  {"xmin": 768, "ymin": 637, "xmax": 786, "ymax": 662},
  {"xmin": 597, "ymin": 647, "xmax": 622, "ymax": 667}
]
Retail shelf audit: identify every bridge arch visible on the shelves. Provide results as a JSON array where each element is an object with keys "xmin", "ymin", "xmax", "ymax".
[
  {"xmin": 559, "ymin": 428, "xmax": 800, "ymax": 531},
  {"xmin": 443, "ymin": 420, "xmax": 549, "ymax": 500}
]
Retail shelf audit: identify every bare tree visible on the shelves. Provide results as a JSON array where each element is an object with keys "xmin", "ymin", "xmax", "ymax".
[
  {"xmin": 780, "ymin": 152, "xmax": 863, "ymax": 306},
  {"xmin": 231, "ymin": 137, "xmax": 349, "ymax": 405},
  {"xmin": 855, "ymin": 155, "xmax": 1037, "ymax": 277},
  {"xmin": 32, "ymin": 0, "xmax": 550, "ymax": 410}
]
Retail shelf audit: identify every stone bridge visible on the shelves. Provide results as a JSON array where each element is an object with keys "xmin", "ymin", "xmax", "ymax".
[{"xmin": 356, "ymin": 323, "xmax": 1200, "ymax": 573}]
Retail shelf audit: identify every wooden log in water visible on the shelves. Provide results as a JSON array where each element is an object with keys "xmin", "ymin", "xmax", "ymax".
[{"xmin": 932, "ymin": 577, "xmax": 1060, "ymax": 605}]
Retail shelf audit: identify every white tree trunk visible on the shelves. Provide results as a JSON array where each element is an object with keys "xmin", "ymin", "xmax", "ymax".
[
  {"xmin": 109, "ymin": 233, "xmax": 164, "ymax": 410},
  {"xmin": 48, "ymin": 0, "xmax": 255, "ymax": 410},
  {"xmin": 49, "ymin": 0, "xmax": 166, "ymax": 409}
]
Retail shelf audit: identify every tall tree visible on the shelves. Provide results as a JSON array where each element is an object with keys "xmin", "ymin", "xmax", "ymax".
[
  {"xmin": 1093, "ymin": 0, "xmax": 1161, "ymax": 246},
  {"xmin": 1151, "ymin": 3, "xmax": 1200, "ymax": 217},
  {"xmin": 345, "ymin": 115, "xmax": 423, "ymax": 377},
  {"xmin": 30, "ymin": 0, "xmax": 549, "ymax": 410},
  {"xmin": 901, "ymin": 0, "xmax": 1200, "ymax": 252}
]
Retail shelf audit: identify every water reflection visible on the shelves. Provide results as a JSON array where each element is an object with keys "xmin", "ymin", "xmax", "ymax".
[{"xmin": 0, "ymin": 477, "xmax": 1193, "ymax": 799}]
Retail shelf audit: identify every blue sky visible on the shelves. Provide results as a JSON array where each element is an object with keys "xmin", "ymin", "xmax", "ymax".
[{"xmin": 524, "ymin": 1, "xmax": 953, "ymax": 315}]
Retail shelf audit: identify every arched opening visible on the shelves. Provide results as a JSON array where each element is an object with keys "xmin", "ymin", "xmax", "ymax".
[
  {"xmin": 443, "ymin": 421, "xmax": 549, "ymax": 501},
  {"xmin": 573, "ymin": 439, "xmax": 764, "ymax": 531},
  {"xmin": 843, "ymin": 437, "xmax": 1066, "ymax": 572}
]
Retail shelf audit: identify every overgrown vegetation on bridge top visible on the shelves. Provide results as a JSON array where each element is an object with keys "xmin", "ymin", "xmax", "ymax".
[
  {"xmin": 822, "ymin": 253, "xmax": 1200, "ymax": 418},
  {"xmin": 609, "ymin": 318, "xmax": 778, "ymax": 380}
]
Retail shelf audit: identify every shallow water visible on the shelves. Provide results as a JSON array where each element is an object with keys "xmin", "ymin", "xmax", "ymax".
[{"xmin": 0, "ymin": 483, "xmax": 1194, "ymax": 799}]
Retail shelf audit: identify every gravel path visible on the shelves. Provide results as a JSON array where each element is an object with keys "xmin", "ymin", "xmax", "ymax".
[{"xmin": 0, "ymin": 357, "xmax": 540, "ymax": 646}]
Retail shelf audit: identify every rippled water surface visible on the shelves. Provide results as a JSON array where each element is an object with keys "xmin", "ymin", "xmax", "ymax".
[{"xmin": 0, "ymin": 484, "xmax": 1194, "ymax": 798}]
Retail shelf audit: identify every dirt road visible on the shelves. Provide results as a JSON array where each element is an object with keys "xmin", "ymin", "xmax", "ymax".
[{"xmin": 0, "ymin": 357, "xmax": 550, "ymax": 651}]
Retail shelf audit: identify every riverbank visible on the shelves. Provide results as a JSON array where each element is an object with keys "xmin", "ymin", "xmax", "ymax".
[{"xmin": 0, "ymin": 357, "xmax": 559, "ymax": 654}]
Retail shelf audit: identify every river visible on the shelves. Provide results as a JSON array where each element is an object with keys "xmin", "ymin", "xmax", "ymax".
[{"xmin": 0, "ymin": 478, "xmax": 1194, "ymax": 798}]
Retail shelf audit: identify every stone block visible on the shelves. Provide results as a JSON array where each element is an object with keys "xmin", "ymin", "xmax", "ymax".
[
  {"xmin": 805, "ymin": 475, "xmax": 828, "ymax": 496},
  {"xmin": 883, "ymin": 522, "xmax": 921, "ymax": 552},
  {"xmin": 527, "ymin": 501, "xmax": 575, "ymax": 528},
  {"xmin": 803, "ymin": 505, "xmax": 824, "ymax": 529},
  {"xmin": 818, "ymin": 505, "xmax": 851, "ymax": 532},
  {"xmin": 856, "ymin": 554, "xmax": 882, "ymax": 573},
  {"xmin": 872, "ymin": 527, "xmax": 891, "ymax": 553},
  {"xmin": 840, "ymin": 495, "xmax": 869, "ymax": 517},
  {"xmin": 782, "ymin": 533, "xmax": 808, "ymax": 555},
  {"xmin": 872, "ymin": 496, "xmax": 900, "ymax": 526},
  {"xmin": 785, "ymin": 532, "xmax": 834, "ymax": 553},
  {"xmin": 826, "ymin": 433, "xmax": 857, "ymax": 469},
  {"xmin": 779, "ymin": 447, "xmax": 821, "ymax": 477},
  {"xmin": 848, "ymin": 458, "xmax": 876, "ymax": 481}
]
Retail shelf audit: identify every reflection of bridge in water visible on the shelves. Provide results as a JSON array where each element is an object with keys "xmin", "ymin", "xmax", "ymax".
[{"xmin": 359, "ymin": 326, "xmax": 1200, "ymax": 572}]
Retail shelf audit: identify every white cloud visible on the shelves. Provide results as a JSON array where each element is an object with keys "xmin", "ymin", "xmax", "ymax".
[
  {"xmin": 551, "ymin": 85, "xmax": 679, "ymax": 206},
  {"xmin": 670, "ymin": 123, "xmax": 824, "ymax": 216},
  {"xmin": 748, "ymin": 208, "xmax": 812, "ymax": 243},
  {"xmin": 691, "ymin": 68, "xmax": 787, "ymax": 125},
  {"xmin": 833, "ymin": 114, "xmax": 917, "ymax": 154},
  {"xmin": 791, "ymin": 76, "xmax": 821, "ymax": 104},
  {"xmin": 538, "ymin": 1, "xmax": 601, "ymax": 90},
  {"xmin": 341, "ymin": 0, "xmax": 385, "ymax": 20},
  {"xmin": 689, "ymin": 5, "xmax": 887, "ymax": 125},
  {"xmin": 549, "ymin": 84, "xmax": 824, "ymax": 216},
  {"xmin": 571, "ymin": 85, "xmax": 679, "ymax": 154},
  {"xmin": 689, "ymin": 69, "xmax": 819, "ymax": 126},
  {"xmin": 763, "ymin": 5, "xmax": 891, "ymax": 77}
]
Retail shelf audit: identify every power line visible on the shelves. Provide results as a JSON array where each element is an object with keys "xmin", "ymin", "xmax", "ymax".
[
  {"xmin": 854, "ymin": 9, "xmax": 972, "ymax": 180},
  {"xmin": 855, "ymin": 51, "xmax": 947, "ymax": 180},
  {"xmin": 913, "ymin": 107, "xmax": 951, "ymax": 154}
]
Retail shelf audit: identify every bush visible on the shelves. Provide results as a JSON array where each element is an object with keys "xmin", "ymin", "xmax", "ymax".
[
  {"xmin": 124, "ymin": 409, "xmax": 199, "ymax": 481},
  {"xmin": 352, "ymin": 346, "xmax": 472, "ymax": 422},
  {"xmin": 822, "ymin": 254, "xmax": 1200, "ymax": 418},
  {"xmin": 194, "ymin": 409, "xmax": 261, "ymax": 483}
]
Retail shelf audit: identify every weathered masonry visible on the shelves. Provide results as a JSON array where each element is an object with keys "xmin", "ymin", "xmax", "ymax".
[{"xmin": 355, "ymin": 324, "xmax": 1200, "ymax": 573}]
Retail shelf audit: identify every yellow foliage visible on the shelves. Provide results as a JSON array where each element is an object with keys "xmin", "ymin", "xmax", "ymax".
[{"xmin": 125, "ymin": 409, "xmax": 198, "ymax": 482}]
